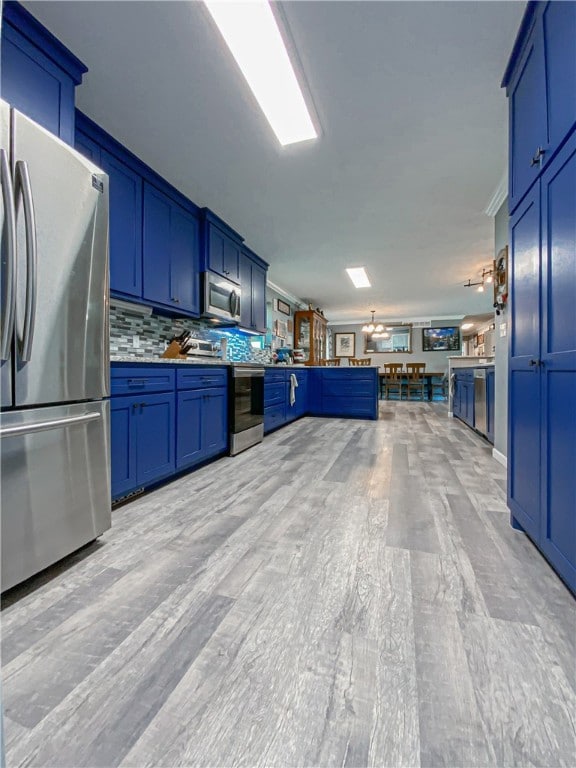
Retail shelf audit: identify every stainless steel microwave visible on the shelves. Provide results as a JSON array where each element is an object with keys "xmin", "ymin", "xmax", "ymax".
[{"xmin": 202, "ymin": 272, "xmax": 241, "ymax": 323}]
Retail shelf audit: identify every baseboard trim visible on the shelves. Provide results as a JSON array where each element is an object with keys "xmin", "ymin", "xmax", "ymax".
[{"xmin": 492, "ymin": 448, "xmax": 508, "ymax": 468}]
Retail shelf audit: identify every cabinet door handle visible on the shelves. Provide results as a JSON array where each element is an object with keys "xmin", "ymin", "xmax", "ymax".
[
  {"xmin": 530, "ymin": 147, "xmax": 545, "ymax": 167},
  {"xmin": 529, "ymin": 359, "xmax": 540, "ymax": 367},
  {"xmin": 171, "ymin": 297, "xmax": 180, "ymax": 304}
]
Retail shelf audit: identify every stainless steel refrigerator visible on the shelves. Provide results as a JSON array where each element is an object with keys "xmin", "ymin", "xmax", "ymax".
[{"xmin": 0, "ymin": 101, "xmax": 111, "ymax": 592}]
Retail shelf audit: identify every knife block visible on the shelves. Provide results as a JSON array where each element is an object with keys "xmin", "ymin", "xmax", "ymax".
[{"xmin": 161, "ymin": 341, "xmax": 187, "ymax": 359}]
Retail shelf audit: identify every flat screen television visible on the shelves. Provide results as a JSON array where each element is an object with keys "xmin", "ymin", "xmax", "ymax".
[{"xmin": 422, "ymin": 327, "xmax": 461, "ymax": 352}]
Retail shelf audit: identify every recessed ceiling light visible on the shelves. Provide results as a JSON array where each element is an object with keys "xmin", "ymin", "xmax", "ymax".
[
  {"xmin": 204, "ymin": 1, "xmax": 318, "ymax": 147},
  {"xmin": 346, "ymin": 267, "xmax": 371, "ymax": 288},
  {"xmin": 461, "ymin": 323, "xmax": 474, "ymax": 330}
]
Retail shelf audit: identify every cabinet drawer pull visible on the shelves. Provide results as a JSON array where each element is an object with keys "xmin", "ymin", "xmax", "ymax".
[{"xmin": 127, "ymin": 379, "xmax": 147, "ymax": 386}]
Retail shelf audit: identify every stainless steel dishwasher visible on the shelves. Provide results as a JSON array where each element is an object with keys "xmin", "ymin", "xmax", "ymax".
[{"xmin": 474, "ymin": 368, "xmax": 487, "ymax": 437}]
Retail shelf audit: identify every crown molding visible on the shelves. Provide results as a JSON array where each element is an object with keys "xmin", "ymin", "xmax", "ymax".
[
  {"xmin": 266, "ymin": 279, "xmax": 306, "ymax": 308},
  {"xmin": 485, "ymin": 171, "xmax": 508, "ymax": 217}
]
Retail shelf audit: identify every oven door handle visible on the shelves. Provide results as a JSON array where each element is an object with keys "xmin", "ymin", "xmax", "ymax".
[{"xmin": 232, "ymin": 368, "xmax": 264, "ymax": 378}]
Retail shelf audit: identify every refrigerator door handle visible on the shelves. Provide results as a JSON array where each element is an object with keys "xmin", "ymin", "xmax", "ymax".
[
  {"xmin": 1, "ymin": 148, "xmax": 17, "ymax": 361},
  {"xmin": 15, "ymin": 160, "xmax": 37, "ymax": 363},
  {"xmin": 0, "ymin": 411, "xmax": 101, "ymax": 439}
]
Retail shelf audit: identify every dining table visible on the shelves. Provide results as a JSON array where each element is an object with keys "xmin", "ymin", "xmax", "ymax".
[{"xmin": 378, "ymin": 370, "xmax": 446, "ymax": 400}]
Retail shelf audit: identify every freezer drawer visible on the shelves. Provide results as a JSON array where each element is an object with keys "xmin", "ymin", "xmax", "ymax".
[{"xmin": 1, "ymin": 400, "xmax": 111, "ymax": 591}]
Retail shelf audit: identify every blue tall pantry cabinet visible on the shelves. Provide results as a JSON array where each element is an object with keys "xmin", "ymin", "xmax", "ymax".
[{"xmin": 504, "ymin": 1, "xmax": 576, "ymax": 592}]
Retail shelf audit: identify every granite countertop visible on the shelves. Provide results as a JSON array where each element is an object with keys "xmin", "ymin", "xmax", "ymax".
[{"xmin": 110, "ymin": 356, "xmax": 380, "ymax": 370}]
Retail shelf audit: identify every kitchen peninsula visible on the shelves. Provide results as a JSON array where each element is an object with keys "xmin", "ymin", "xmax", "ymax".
[{"xmin": 110, "ymin": 357, "xmax": 379, "ymax": 502}]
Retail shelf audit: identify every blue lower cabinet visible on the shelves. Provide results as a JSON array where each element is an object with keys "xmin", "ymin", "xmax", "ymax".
[
  {"xmin": 176, "ymin": 386, "xmax": 228, "ymax": 470},
  {"xmin": 110, "ymin": 363, "xmax": 228, "ymax": 499},
  {"xmin": 321, "ymin": 396, "xmax": 376, "ymax": 418},
  {"xmin": 453, "ymin": 370, "xmax": 475, "ymax": 428},
  {"xmin": 285, "ymin": 370, "xmax": 309, "ymax": 421},
  {"xmin": 203, "ymin": 389, "xmax": 227, "ymax": 457},
  {"xmin": 486, "ymin": 368, "xmax": 495, "ymax": 444},
  {"xmin": 110, "ymin": 392, "xmax": 175, "ymax": 498},
  {"xmin": 110, "ymin": 396, "xmax": 138, "ymax": 498},
  {"xmin": 264, "ymin": 403, "xmax": 286, "ymax": 433},
  {"xmin": 311, "ymin": 368, "xmax": 378, "ymax": 420},
  {"xmin": 264, "ymin": 368, "xmax": 309, "ymax": 432},
  {"xmin": 176, "ymin": 390, "xmax": 203, "ymax": 469},
  {"xmin": 137, "ymin": 393, "xmax": 176, "ymax": 485}
]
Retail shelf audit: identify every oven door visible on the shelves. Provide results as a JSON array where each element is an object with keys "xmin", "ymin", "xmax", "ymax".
[
  {"xmin": 204, "ymin": 273, "xmax": 241, "ymax": 321},
  {"xmin": 232, "ymin": 368, "xmax": 264, "ymax": 434}
]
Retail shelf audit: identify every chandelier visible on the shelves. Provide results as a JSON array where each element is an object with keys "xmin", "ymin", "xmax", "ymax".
[{"xmin": 362, "ymin": 310, "xmax": 384, "ymax": 334}]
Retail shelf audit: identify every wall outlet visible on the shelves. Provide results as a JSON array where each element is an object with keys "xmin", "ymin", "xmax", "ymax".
[
  {"xmin": 499, "ymin": 323, "xmax": 507, "ymax": 338},
  {"xmin": 132, "ymin": 335, "xmax": 140, "ymax": 348}
]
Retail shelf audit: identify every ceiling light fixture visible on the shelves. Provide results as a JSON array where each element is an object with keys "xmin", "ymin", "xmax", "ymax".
[
  {"xmin": 461, "ymin": 323, "xmax": 474, "ymax": 330},
  {"xmin": 463, "ymin": 265, "xmax": 494, "ymax": 293},
  {"xmin": 204, "ymin": 1, "xmax": 318, "ymax": 147},
  {"xmin": 362, "ymin": 310, "xmax": 383, "ymax": 334},
  {"xmin": 346, "ymin": 267, "xmax": 371, "ymax": 288}
]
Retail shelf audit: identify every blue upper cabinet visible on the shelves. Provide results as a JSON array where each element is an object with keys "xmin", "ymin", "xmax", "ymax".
[
  {"xmin": 143, "ymin": 183, "xmax": 200, "ymax": 315},
  {"xmin": 504, "ymin": 7, "xmax": 548, "ymax": 212},
  {"xmin": 239, "ymin": 247, "xmax": 268, "ymax": 334},
  {"xmin": 201, "ymin": 210, "xmax": 242, "ymax": 283},
  {"xmin": 75, "ymin": 112, "xmax": 201, "ymax": 314},
  {"xmin": 74, "ymin": 130, "xmax": 101, "ymax": 165},
  {"xmin": 542, "ymin": 1, "xmax": 576, "ymax": 155},
  {"xmin": 101, "ymin": 149, "xmax": 143, "ymax": 300},
  {"xmin": 1, "ymin": 2, "xmax": 87, "ymax": 144},
  {"xmin": 503, "ymin": 2, "xmax": 576, "ymax": 213}
]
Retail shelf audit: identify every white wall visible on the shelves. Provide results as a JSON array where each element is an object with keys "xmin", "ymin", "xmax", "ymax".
[
  {"xmin": 329, "ymin": 319, "xmax": 464, "ymax": 372},
  {"xmin": 266, "ymin": 285, "xmax": 306, "ymax": 350}
]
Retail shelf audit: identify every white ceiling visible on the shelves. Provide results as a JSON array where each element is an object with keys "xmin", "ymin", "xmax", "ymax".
[{"xmin": 24, "ymin": 0, "xmax": 524, "ymax": 322}]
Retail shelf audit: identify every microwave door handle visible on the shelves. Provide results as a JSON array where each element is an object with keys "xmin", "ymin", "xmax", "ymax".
[
  {"xmin": 15, "ymin": 161, "xmax": 37, "ymax": 363},
  {"xmin": 0, "ymin": 148, "xmax": 16, "ymax": 361},
  {"xmin": 230, "ymin": 290, "xmax": 239, "ymax": 317}
]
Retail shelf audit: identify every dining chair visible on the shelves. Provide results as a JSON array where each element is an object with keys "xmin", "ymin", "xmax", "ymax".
[
  {"xmin": 349, "ymin": 358, "xmax": 371, "ymax": 366},
  {"xmin": 431, "ymin": 371, "xmax": 448, "ymax": 400},
  {"xmin": 382, "ymin": 363, "xmax": 404, "ymax": 400},
  {"xmin": 319, "ymin": 358, "xmax": 341, "ymax": 366},
  {"xmin": 405, "ymin": 362, "xmax": 426, "ymax": 400}
]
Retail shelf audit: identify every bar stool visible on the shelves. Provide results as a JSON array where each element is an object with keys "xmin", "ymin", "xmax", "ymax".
[
  {"xmin": 431, "ymin": 371, "xmax": 448, "ymax": 400},
  {"xmin": 405, "ymin": 362, "xmax": 426, "ymax": 400},
  {"xmin": 319, "ymin": 358, "xmax": 341, "ymax": 366},
  {"xmin": 382, "ymin": 363, "xmax": 403, "ymax": 400}
]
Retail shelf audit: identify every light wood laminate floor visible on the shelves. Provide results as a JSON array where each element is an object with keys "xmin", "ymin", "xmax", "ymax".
[{"xmin": 2, "ymin": 402, "xmax": 575, "ymax": 768}]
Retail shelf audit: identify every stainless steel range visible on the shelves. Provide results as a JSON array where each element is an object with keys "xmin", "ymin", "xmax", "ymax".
[{"xmin": 229, "ymin": 365, "xmax": 264, "ymax": 455}]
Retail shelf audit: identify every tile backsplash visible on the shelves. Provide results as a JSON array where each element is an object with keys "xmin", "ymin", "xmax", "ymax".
[{"xmin": 110, "ymin": 302, "xmax": 271, "ymax": 363}]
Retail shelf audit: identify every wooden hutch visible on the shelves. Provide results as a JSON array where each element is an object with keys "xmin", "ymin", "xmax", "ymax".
[{"xmin": 294, "ymin": 310, "xmax": 327, "ymax": 365}]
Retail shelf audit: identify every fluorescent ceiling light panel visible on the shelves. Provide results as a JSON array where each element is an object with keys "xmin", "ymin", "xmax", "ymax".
[
  {"xmin": 346, "ymin": 267, "xmax": 371, "ymax": 288},
  {"xmin": 204, "ymin": 1, "xmax": 317, "ymax": 146},
  {"xmin": 461, "ymin": 323, "xmax": 474, "ymax": 330}
]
